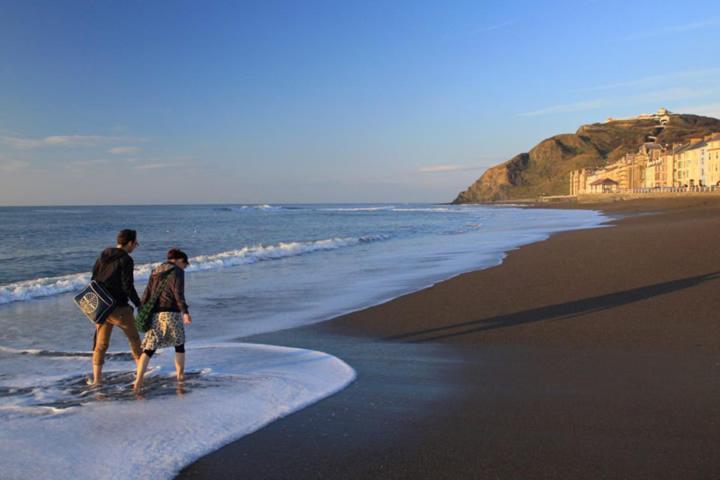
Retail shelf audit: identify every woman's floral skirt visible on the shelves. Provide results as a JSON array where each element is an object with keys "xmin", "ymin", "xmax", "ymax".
[{"xmin": 141, "ymin": 311, "xmax": 185, "ymax": 351}]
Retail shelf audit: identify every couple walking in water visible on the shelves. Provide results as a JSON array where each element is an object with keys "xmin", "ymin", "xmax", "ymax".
[{"xmin": 89, "ymin": 229, "xmax": 192, "ymax": 392}]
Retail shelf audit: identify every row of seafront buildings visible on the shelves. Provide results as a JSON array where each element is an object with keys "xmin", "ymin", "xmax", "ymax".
[{"xmin": 569, "ymin": 133, "xmax": 720, "ymax": 194}]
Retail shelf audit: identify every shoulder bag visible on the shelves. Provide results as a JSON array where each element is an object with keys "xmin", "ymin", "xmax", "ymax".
[
  {"xmin": 73, "ymin": 281, "xmax": 116, "ymax": 325},
  {"xmin": 134, "ymin": 271, "xmax": 174, "ymax": 333}
]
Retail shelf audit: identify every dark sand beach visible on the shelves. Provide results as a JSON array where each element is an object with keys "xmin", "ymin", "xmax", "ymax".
[{"xmin": 180, "ymin": 197, "xmax": 720, "ymax": 479}]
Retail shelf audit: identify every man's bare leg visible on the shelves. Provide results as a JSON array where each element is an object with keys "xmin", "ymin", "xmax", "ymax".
[
  {"xmin": 133, "ymin": 353, "xmax": 151, "ymax": 392},
  {"xmin": 92, "ymin": 321, "xmax": 113, "ymax": 386},
  {"xmin": 92, "ymin": 364, "xmax": 103, "ymax": 386}
]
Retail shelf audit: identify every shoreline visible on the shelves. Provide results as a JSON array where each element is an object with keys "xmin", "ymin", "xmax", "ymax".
[{"xmin": 180, "ymin": 197, "xmax": 720, "ymax": 479}]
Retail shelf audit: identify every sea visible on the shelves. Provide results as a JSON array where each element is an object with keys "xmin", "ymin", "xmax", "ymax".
[{"xmin": 0, "ymin": 203, "xmax": 608, "ymax": 479}]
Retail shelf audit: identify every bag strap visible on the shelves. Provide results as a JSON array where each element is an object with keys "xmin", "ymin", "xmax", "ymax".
[{"xmin": 136, "ymin": 270, "xmax": 174, "ymax": 320}]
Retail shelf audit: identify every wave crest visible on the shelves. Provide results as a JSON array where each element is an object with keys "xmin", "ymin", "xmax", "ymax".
[
  {"xmin": 0, "ymin": 235, "xmax": 389, "ymax": 305},
  {"xmin": 319, "ymin": 206, "xmax": 466, "ymax": 213},
  {"xmin": 215, "ymin": 204, "xmax": 281, "ymax": 212}
]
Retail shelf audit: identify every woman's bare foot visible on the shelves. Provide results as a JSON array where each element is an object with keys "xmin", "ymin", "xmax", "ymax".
[
  {"xmin": 134, "ymin": 353, "xmax": 150, "ymax": 394},
  {"xmin": 176, "ymin": 382, "xmax": 186, "ymax": 396},
  {"xmin": 174, "ymin": 352, "xmax": 185, "ymax": 382}
]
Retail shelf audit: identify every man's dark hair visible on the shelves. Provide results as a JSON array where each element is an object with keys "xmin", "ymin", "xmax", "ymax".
[{"xmin": 117, "ymin": 229, "xmax": 137, "ymax": 246}]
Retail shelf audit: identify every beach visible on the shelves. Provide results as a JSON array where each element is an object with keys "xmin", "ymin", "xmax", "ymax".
[{"xmin": 180, "ymin": 197, "xmax": 720, "ymax": 479}]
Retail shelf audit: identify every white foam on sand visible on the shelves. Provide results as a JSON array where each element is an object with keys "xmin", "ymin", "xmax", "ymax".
[{"xmin": 0, "ymin": 343, "xmax": 356, "ymax": 480}]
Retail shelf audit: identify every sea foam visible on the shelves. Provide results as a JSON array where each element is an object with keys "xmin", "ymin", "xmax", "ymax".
[
  {"xmin": 319, "ymin": 206, "xmax": 396, "ymax": 212},
  {"xmin": 215, "ymin": 204, "xmax": 281, "ymax": 212},
  {"xmin": 0, "ymin": 342, "xmax": 356, "ymax": 480},
  {"xmin": 319, "ymin": 206, "xmax": 471, "ymax": 213}
]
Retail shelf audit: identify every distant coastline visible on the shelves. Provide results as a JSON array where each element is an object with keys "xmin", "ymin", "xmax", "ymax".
[{"xmin": 454, "ymin": 109, "xmax": 720, "ymax": 203}]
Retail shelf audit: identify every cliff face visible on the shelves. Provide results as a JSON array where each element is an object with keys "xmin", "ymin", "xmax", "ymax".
[{"xmin": 452, "ymin": 113, "xmax": 720, "ymax": 203}]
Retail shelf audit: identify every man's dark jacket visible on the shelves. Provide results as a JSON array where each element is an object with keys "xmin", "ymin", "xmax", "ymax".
[{"xmin": 91, "ymin": 248, "xmax": 141, "ymax": 308}]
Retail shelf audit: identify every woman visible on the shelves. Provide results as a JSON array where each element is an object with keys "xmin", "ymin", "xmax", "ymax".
[{"xmin": 133, "ymin": 248, "xmax": 192, "ymax": 392}]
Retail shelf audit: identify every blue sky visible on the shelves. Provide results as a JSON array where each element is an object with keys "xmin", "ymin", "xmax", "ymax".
[{"xmin": 1, "ymin": 0, "xmax": 719, "ymax": 205}]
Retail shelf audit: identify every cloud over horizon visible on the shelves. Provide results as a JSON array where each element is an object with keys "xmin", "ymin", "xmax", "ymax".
[
  {"xmin": 519, "ymin": 87, "xmax": 720, "ymax": 117},
  {"xmin": 622, "ymin": 18, "xmax": 720, "ymax": 40},
  {"xmin": 0, "ymin": 156, "xmax": 30, "ymax": 172},
  {"xmin": 419, "ymin": 164, "xmax": 488, "ymax": 173},
  {"xmin": 0, "ymin": 135, "xmax": 119, "ymax": 150},
  {"xmin": 109, "ymin": 146, "xmax": 142, "ymax": 155},
  {"xmin": 133, "ymin": 163, "xmax": 179, "ymax": 171}
]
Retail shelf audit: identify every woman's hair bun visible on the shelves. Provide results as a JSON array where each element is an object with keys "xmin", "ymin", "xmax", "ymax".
[{"xmin": 167, "ymin": 248, "xmax": 189, "ymax": 264}]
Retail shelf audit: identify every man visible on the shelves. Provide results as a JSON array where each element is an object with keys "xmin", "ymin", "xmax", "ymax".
[{"xmin": 90, "ymin": 229, "xmax": 143, "ymax": 385}]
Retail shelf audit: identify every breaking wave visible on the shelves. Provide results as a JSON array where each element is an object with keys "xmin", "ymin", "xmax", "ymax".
[
  {"xmin": 390, "ymin": 207, "xmax": 462, "ymax": 213},
  {"xmin": 214, "ymin": 204, "xmax": 282, "ymax": 212},
  {"xmin": 0, "ymin": 234, "xmax": 389, "ymax": 305},
  {"xmin": 319, "ymin": 206, "xmax": 396, "ymax": 212},
  {"xmin": 320, "ymin": 206, "xmax": 467, "ymax": 213}
]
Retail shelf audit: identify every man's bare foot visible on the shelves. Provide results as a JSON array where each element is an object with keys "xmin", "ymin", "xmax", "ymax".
[{"xmin": 176, "ymin": 374, "xmax": 185, "ymax": 382}]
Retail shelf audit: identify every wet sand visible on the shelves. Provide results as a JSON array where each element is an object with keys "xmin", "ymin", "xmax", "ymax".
[{"xmin": 179, "ymin": 197, "xmax": 720, "ymax": 479}]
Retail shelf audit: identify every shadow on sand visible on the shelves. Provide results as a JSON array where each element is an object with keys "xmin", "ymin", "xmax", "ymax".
[{"xmin": 386, "ymin": 271, "xmax": 720, "ymax": 343}]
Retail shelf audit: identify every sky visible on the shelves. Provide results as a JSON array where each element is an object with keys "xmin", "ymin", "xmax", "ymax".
[{"xmin": 1, "ymin": 0, "xmax": 719, "ymax": 205}]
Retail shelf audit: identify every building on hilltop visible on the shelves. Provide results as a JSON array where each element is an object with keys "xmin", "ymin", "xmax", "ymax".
[{"xmin": 605, "ymin": 107, "xmax": 672, "ymax": 125}]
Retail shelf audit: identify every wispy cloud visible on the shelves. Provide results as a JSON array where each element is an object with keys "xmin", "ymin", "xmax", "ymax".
[
  {"xmin": 519, "ymin": 87, "xmax": 720, "ymax": 117},
  {"xmin": 133, "ymin": 163, "xmax": 178, "ymax": 171},
  {"xmin": 635, "ymin": 87, "xmax": 719, "ymax": 104},
  {"xmin": 68, "ymin": 158, "xmax": 112, "ymax": 168},
  {"xmin": 622, "ymin": 18, "xmax": 720, "ymax": 41},
  {"xmin": 109, "ymin": 146, "xmax": 142, "ymax": 155},
  {"xmin": 519, "ymin": 99, "xmax": 609, "ymax": 117},
  {"xmin": 0, "ymin": 156, "xmax": 30, "ymax": 172},
  {"xmin": 577, "ymin": 68, "xmax": 720, "ymax": 93},
  {"xmin": 478, "ymin": 20, "xmax": 516, "ymax": 33},
  {"xmin": 131, "ymin": 155, "xmax": 192, "ymax": 171},
  {"xmin": 419, "ymin": 164, "xmax": 487, "ymax": 173},
  {"xmin": 0, "ymin": 135, "xmax": 118, "ymax": 150},
  {"xmin": 673, "ymin": 102, "xmax": 720, "ymax": 120}
]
